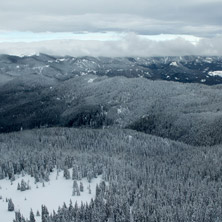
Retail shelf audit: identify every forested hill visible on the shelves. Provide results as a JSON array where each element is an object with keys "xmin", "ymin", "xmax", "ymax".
[{"xmin": 0, "ymin": 72, "xmax": 222, "ymax": 146}]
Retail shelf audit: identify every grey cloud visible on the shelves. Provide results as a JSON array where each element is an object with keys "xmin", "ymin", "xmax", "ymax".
[
  {"xmin": 0, "ymin": 0, "xmax": 221, "ymax": 37},
  {"xmin": 1, "ymin": 13, "xmax": 220, "ymax": 38}
]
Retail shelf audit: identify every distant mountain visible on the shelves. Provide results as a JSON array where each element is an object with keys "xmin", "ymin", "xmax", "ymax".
[{"xmin": 1, "ymin": 54, "xmax": 222, "ymax": 85}]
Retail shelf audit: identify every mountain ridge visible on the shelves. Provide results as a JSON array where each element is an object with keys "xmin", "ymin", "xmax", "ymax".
[{"xmin": 1, "ymin": 53, "xmax": 222, "ymax": 85}]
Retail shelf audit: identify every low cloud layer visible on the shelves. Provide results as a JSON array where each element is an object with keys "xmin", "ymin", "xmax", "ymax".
[{"xmin": 0, "ymin": 33, "xmax": 222, "ymax": 57}]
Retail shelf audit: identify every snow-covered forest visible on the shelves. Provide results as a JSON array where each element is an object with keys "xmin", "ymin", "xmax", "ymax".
[
  {"xmin": 1, "ymin": 127, "xmax": 222, "ymax": 221},
  {"xmin": 0, "ymin": 54, "xmax": 222, "ymax": 221}
]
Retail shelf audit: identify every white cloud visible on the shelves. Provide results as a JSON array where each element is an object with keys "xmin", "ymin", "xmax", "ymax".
[{"xmin": 0, "ymin": 33, "xmax": 221, "ymax": 57}]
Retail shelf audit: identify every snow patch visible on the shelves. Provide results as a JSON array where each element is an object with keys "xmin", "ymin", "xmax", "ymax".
[
  {"xmin": 170, "ymin": 62, "xmax": 179, "ymax": 67},
  {"xmin": 56, "ymin": 58, "xmax": 66, "ymax": 62},
  {"xmin": 128, "ymin": 135, "xmax": 133, "ymax": 142},
  {"xmin": 204, "ymin": 58, "xmax": 213, "ymax": 63},
  {"xmin": 208, "ymin": 71, "xmax": 222, "ymax": 77},
  {"xmin": 18, "ymin": 53, "xmax": 40, "ymax": 58},
  {"xmin": 117, "ymin": 108, "xmax": 122, "ymax": 114},
  {"xmin": 0, "ymin": 170, "xmax": 102, "ymax": 222},
  {"xmin": 88, "ymin": 78, "xmax": 96, "ymax": 83},
  {"xmin": 32, "ymin": 65, "xmax": 49, "ymax": 74}
]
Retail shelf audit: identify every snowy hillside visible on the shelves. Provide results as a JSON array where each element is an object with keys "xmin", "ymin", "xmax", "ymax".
[
  {"xmin": 0, "ymin": 169, "xmax": 103, "ymax": 222},
  {"xmin": 0, "ymin": 73, "xmax": 222, "ymax": 146}
]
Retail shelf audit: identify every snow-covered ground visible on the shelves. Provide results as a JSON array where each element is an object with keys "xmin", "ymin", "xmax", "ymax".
[{"xmin": 0, "ymin": 169, "xmax": 102, "ymax": 222}]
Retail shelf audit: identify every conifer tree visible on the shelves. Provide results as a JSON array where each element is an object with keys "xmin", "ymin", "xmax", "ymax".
[
  {"xmin": 17, "ymin": 183, "xmax": 21, "ymax": 191},
  {"xmin": 20, "ymin": 179, "xmax": 27, "ymax": 192},
  {"xmin": 30, "ymin": 209, "xmax": 36, "ymax": 222},
  {"xmin": 8, "ymin": 198, "xmax": 15, "ymax": 211},
  {"xmin": 80, "ymin": 182, "xmax": 84, "ymax": 192},
  {"xmin": 14, "ymin": 211, "xmax": 22, "ymax": 222},
  {"xmin": 64, "ymin": 168, "xmax": 71, "ymax": 180},
  {"xmin": 41, "ymin": 205, "xmax": 49, "ymax": 222},
  {"xmin": 72, "ymin": 180, "xmax": 80, "ymax": 196}
]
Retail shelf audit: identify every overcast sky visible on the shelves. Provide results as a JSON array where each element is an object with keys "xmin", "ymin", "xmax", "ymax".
[{"xmin": 0, "ymin": 0, "xmax": 222, "ymax": 56}]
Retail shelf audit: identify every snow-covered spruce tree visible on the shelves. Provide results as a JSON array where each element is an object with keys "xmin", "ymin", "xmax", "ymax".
[
  {"xmin": 63, "ymin": 167, "xmax": 71, "ymax": 180},
  {"xmin": 14, "ymin": 211, "xmax": 22, "ymax": 222},
  {"xmin": 41, "ymin": 205, "xmax": 49, "ymax": 222},
  {"xmin": 20, "ymin": 179, "xmax": 27, "ymax": 191},
  {"xmin": 88, "ymin": 184, "xmax": 91, "ymax": 194},
  {"xmin": 80, "ymin": 181, "xmax": 84, "ymax": 192},
  {"xmin": 8, "ymin": 198, "xmax": 15, "ymax": 211},
  {"xmin": 0, "ymin": 166, "xmax": 4, "ymax": 179},
  {"xmin": 36, "ymin": 210, "xmax": 40, "ymax": 217},
  {"xmin": 72, "ymin": 180, "xmax": 80, "ymax": 196},
  {"xmin": 8, "ymin": 162, "xmax": 15, "ymax": 180},
  {"xmin": 72, "ymin": 165, "xmax": 79, "ymax": 180},
  {"xmin": 30, "ymin": 209, "xmax": 36, "ymax": 222},
  {"xmin": 17, "ymin": 183, "xmax": 21, "ymax": 191},
  {"xmin": 87, "ymin": 170, "xmax": 93, "ymax": 183}
]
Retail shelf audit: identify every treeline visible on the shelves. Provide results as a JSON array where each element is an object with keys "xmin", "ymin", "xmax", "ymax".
[{"xmin": 1, "ymin": 127, "xmax": 222, "ymax": 221}]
